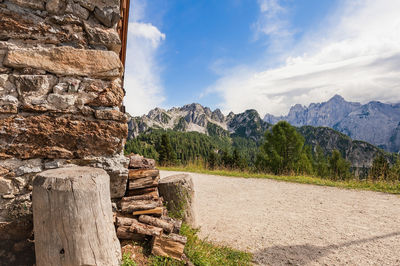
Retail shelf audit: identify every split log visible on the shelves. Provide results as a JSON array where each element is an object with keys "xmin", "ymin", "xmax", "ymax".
[
  {"xmin": 161, "ymin": 216, "xmax": 182, "ymax": 234},
  {"xmin": 129, "ymin": 219, "xmax": 163, "ymax": 236},
  {"xmin": 151, "ymin": 233, "xmax": 187, "ymax": 261},
  {"xmin": 129, "ymin": 175, "xmax": 159, "ymax": 190},
  {"xmin": 127, "ymin": 187, "xmax": 159, "ymax": 197},
  {"xmin": 121, "ymin": 194, "xmax": 158, "ymax": 201},
  {"xmin": 133, "ymin": 207, "xmax": 163, "ymax": 216},
  {"xmin": 158, "ymin": 174, "xmax": 196, "ymax": 226},
  {"xmin": 128, "ymin": 154, "xmax": 156, "ymax": 169},
  {"xmin": 139, "ymin": 215, "xmax": 174, "ymax": 234},
  {"xmin": 116, "ymin": 216, "xmax": 136, "ymax": 227},
  {"xmin": 117, "ymin": 226, "xmax": 147, "ymax": 241},
  {"xmin": 129, "ymin": 169, "xmax": 159, "ymax": 179},
  {"xmin": 121, "ymin": 199, "xmax": 162, "ymax": 213},
  {"xmin": 33, "ymin": 166, "xmax": 121, "ymax": 266}
]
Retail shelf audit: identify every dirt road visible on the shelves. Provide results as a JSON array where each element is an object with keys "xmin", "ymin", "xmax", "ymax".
[{"xmin": 160, "ymin": 171, "xmax": 400, "ymax": 265}]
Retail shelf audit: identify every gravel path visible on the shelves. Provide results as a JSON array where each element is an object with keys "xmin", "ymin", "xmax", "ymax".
[{"xmin": 160, "ymin": 171, "xmax": 400, "ymax": 265}]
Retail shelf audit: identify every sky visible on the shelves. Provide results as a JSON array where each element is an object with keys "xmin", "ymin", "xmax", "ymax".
[{"xmin": 124, "ymin": 0, "xmax": 400, "ymax": 117}]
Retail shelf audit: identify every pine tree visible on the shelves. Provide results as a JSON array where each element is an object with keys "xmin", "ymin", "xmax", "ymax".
[
  {"xmin": 369, "ymin": 153, "xmax": 390, "ymax": 180},
  {"xmin": 207, "ymin": 150, "xmax": 218, "ymax": 169},
  {"xmin": 158, "ymin": 134, "xmax": 177, "ymax": 166},
  {"xmin": 232, "ymin": 148, "xmax": 247, "ymax": 170},
  {"xmin": 256, "ymin": 121, "xmax": 305, "ymax": 174},
  {"xmin": 389, "ymin": 155, "xmax": 400, "ymax": 181},
  {"xmin": 314, "ymin": 145, "xmax": 329, "ymax": 178},
  {"xmin": 329, "ymin": 150, "xmax": 350, "ymax": 180}
]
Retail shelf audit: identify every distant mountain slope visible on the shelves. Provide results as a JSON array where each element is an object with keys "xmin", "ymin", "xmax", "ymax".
[
  {"xmin": 128, "ymin": 103, "xmax": 270, "ymax": 142},
  {"xmin": 264, "ymin": 95, "xmax": 400, "ymax": 153},
  {"xmin": 297, "ymin": 126, "xmax": 388, "ymax": 176}
]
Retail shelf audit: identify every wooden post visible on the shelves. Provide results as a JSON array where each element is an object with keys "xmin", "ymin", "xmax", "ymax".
[
  {"xmin": 158, "ymin": 174, "xmax": 196, "ymax": 226},
  {"xmin": 33, "ymin": 167, "xmax": 121, "ymax": 266}
]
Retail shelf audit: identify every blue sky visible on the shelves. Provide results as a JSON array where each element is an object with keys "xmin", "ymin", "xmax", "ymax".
[{"xmin": 124, "ymin": 0, "xmax": 400, "ymax": 116}]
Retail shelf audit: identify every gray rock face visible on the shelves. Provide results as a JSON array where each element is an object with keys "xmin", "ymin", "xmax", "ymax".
[
  {"xmin": 128, "ymin": 103, "xmax": 270, "ymax": 140},
  {"xmin": 227, "ymin": 109, "xmax": 270, "ymax": 141},
  {"xmin": 264, "ymin": 95, "xmax": 400, "ymax": 153}
]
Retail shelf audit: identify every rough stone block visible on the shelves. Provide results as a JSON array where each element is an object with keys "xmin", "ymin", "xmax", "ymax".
[
  {"xmin": 0, "ymin": 220, "xmax": 35, "ymax": 265},
  {"xmin": 8, "ymin": 0, "xmax": 46, "ymax": 10},
  {"xmin": 0, "ymin": 49, "xmax": 6, "ymax": 66},
  {"xmin": 0, "ymin": 159, "xmax": 43, "ymax": 173},
  {"xmin": 84, "ymin": 19, "xmax": 121, "ymax": 53},
  {"xmin": 0, "ymin": 95, "xmax": 18, "ymax": 113},
  {"xmin": 0, "ymin": 74, "xmax": 17, "ymax": 97},
  {"xmin": 13, "ymin": 74, "xmax": 58, "ymax": 108},
  {"xmin": 0, "ymin": 177, "xmax": 13, "ymax": 195},
  {"xmin": 76, "ymin": 0, "xmax": 120, "ymax": 12},
  {"xmin": 0, "ymin": 8, "xmax": 86, "ymax": 45},
  {"xmin": 4, "ymin": 47, "xmax": 122, "ymax": 78},
  {"xmin": 47, "ymin": 93, "xmax": 77, "ymax": 110},
  {"xmin": 81, "ymin": 78, "xmax": 124, "ymax": 107},
  {"xmin": 46, "ymin": 0, "xmax": 67, "ymax": 14},
  {"xmin": 0, "ymin": 114, "xmax": 127, "ymax": 159},
  {"xmin": 69, "ymin": 155, "xmax": 129, "ymax": 198},
  {"xmin": 65, "ymin": 0, "xmax": 89, "ymax": 20},
  {"xmin": 95, "ymin": 109, "xmax": 127, "ymax": 122}
]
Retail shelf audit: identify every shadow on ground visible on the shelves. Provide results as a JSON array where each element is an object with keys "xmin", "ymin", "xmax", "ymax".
[{"xmin": 253, "ymin": 232, "xmax": 400, "ymax": 265}]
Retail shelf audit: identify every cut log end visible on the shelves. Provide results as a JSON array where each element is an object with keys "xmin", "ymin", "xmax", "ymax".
[
  {"xmin": 133, "ymin": 207, "xmax": 164, "ymax": 217},
  {"xmin": 151, "ymin": 233, "xmax": 187, "ymax": 261}
]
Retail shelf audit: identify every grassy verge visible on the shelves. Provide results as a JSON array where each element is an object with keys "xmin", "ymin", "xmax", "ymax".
[
  {"xmin": 122, "ymin": 223, "xmax": 252, "ymax": 266},
  {"xmin": 149, "ymin": 224, "xmax": 252, "ymax": 266},
  {"xmin": 160, "ymin": 166, "xmax": 400, "ymax": 194}
]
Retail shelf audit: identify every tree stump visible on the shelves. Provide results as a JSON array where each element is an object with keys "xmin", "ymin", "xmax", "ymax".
[
  {"xmin": 158, "ymin": 174, "xmax": 196, "ymax": 226},
  {"xmin": 32, "ymin": 166, "xmax": 121, "ymax": 266}
]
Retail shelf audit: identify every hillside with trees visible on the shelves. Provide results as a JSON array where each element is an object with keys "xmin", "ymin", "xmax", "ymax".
[{"xmin": 126, "ymin": 120, "xmax": 400, "ymax": 182}]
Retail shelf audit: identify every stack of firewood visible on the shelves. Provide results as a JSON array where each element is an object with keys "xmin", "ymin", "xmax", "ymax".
[{"xmin": 114, "ymin": 154, "xmax": 187, "ymax": 261}]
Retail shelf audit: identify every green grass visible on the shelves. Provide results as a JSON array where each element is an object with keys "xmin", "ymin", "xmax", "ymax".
[
  {"xmin": 122, "ymin": 252, "xmax": 137, "ymax": 266},
  {"xmin": 122, "ymin": 223, "xmax": 252, "ymax": 266},
  {"xmin": 149, "ymin": 224, "xmax": 252, "ymax": 266},
  {"xmin": 181, "ymin": 224, "xmax": 252, "ymax": 266},
  {"xmin": 160, "ymin": 165, "xmax": 400, "ymax": 194}
]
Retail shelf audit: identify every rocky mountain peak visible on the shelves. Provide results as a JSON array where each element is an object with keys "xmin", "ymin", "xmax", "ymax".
[
  {"xmin": 328, "ymin": 94, "xmax": 345, "ymax": 103},
  {"xmin": 264, "ymin": 95, "xmax": 400, "ymax": 152}
]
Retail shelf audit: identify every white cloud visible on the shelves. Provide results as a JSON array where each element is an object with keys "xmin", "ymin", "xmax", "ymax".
[
  {"xmin": 123, "ymin": 0, "xmax": 166, "ymax": 116},
  {"xmin": 210, "ymin": 0, "xmax": 400, "ymax": 116},
  {"xmin": 252, "ymin": 0, "xmax": 293, "ymax": 51}
]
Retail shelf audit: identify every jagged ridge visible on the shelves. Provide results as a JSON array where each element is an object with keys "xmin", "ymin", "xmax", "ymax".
[
  {"xmin": 264, "ymin": 95, "xmax": 400, "ymax": 153},
  {"xmin": 128, "ymin": 103, "xmax": 269, "ymax": 142}
]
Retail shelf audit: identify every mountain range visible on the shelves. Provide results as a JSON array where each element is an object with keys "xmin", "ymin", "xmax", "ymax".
[
  {"xmin": 127, "ymin": 101, "xmax": 395, "ymax": 171},
  {"xmin": 128, "ymin": 103, "xmax": 269, "ymax": 142},
  {"xmin": 264, "ymin": 95, "xmax": 400, "ymax": 153}
]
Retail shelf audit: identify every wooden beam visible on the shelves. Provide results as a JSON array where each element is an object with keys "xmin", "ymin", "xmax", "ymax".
[{"xmin": 119, "ymin": 0, "xmax": 130, "ymax": 69}]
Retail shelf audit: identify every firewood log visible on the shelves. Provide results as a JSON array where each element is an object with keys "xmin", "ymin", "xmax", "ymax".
[
  {"xmin": 139, "ymin": 215, "xmax": 174, "ymax": 234},
  {"xmin": 133, "ymin": 207, "xmax": 163, "ymax": 216},
  {"xmin": 127, "ymin": 187, "xmax": 159, "ymax": 198},
  {"xmin": 129, "ymin": 175, "xmax": 160, "ymax": 190},
  {"xmin": 129, "ymin": 169, "xmax": 159, "ymax": 179},
  {"xmin": 161, "ymin": 216, "xmax": 182, "ymax": 234},
  {"xmin": 117, "ymin": 226, "xmax": 147, "ymax": 241},
  {"xmin": 151, "ymin": 233, "xmax": 187, "ymax": 260},
  {"xmin": 116, "ymin": 217, "xmax": 136, "ymax": 227},
  {"xmin": 121, "ymin": 194, "xmax": 158, "ymax": 201},
  {"xmin": 129, "ymin": 219, "xmax": 163, "ymax": 237},
  {"xmin": 120, "ymin": 200, "xmax": 161, "ymax": 213}
]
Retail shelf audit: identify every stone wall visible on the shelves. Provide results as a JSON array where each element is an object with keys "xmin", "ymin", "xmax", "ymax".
[{"xmin": 0, "ymin": 0, "xmax": 127, "ymax": 264}]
